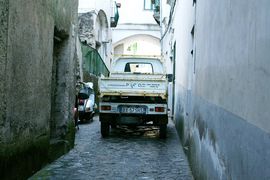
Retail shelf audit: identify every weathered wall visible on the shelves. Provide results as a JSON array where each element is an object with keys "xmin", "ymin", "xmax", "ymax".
[
  {"xmin": 49, "ymin": 0, "xmax": 78, "ymax": 144},
  {"xmin": 0, "ymin": 0, "xmax": 9, "ymax": 134},
  {"xmin": 0, "ymin": 0, "xmax": 78, "ymax": 179},
  {"xmin": 162, "ymin": 0, "xmax": 270, "ymax": 179},
  {"xmin": 78, "ymin": 11, "xmax": 96, "ymax": 48}
]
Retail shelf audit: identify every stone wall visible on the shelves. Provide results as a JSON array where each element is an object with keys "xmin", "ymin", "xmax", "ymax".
[
  {"xmin": 0, "ymin": 0, "xmax": 78, "ymax": 179},
  {"xmin": 78, "ymin": 12, "xmax": 96, "ymax": 48}
]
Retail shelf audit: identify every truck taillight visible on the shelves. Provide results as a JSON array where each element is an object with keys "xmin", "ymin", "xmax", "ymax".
[
  {"xmin": 155, "ymin": 107, "xmax": 164, "ymax": 112},
  {"xmin": 101, "ymin": 105, "xmax": 111, "ymax": 111}
]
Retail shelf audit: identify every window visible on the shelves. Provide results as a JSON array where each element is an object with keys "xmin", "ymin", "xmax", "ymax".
[
  {"xmin": 144, "ymin": 0, "xmax": 154, "ymax": 10},
  {"xmin": 124, "ymin": 62, "xmax": 153, "ymax": 74}
]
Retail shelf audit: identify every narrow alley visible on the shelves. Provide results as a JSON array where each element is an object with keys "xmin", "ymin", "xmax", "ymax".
[
  {"xmin": 2, "ymin": 0, "xmax": 270, "ymax": 179},
  {"xmin": 30, "ymin": 115, "xmax": 193, "ymax": 179}
]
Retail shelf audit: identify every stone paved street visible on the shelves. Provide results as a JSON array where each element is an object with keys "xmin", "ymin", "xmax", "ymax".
[{"xmin": 30, "ymin": 115, "xmax": 193, "ymax": 180}]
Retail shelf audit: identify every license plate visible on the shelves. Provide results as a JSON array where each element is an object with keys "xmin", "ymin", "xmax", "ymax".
[{"xmin": 120, "ymin": 106, "xmax": 146, "ymax": 114}]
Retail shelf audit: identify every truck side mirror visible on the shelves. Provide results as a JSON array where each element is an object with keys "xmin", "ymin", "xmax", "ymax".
[{"xmin": 167, "ymin": 74, "xmax": 173, "ymax": 82}]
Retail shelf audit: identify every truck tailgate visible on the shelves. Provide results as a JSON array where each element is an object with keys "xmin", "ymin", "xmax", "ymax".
[{"xmin": 99, "ymin": 77, "xmax": 167, "ymax": 98}]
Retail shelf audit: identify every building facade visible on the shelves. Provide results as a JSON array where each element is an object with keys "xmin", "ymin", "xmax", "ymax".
[
  {"xmin": 0, "ymin": 0, "xmax": 78, "ymax": 179},
  {"xmin": 78, "ymin": 0, "xmax": 119, "ymax": 69},
  {"xmin": 159, "ymin": 0, "xmax": 270, "ymax": 179},
  {"xmin": 78, "ymin": 0, "xmax": 120, "ymax": 101},
  {"xmin": 112, "ymin": 0, "xmax": 161, "ymax": 59}
]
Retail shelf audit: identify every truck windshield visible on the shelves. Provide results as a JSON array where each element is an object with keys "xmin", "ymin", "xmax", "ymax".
[{"xmin": 124, "ymin": 62, "xmax": 153, "ymax": 74}]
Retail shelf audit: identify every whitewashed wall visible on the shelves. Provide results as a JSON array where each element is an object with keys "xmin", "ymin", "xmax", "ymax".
[{"xmin": 161, "ymin": 0, "xmax": 270, "ymax": 179}]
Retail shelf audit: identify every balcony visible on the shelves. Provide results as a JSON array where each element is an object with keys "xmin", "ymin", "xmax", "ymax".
[
  {"xmin": 110, "ymin": 2, "xmax": 121, "ymax": 27},
  {"xmin": 81, "ymin": 43, "xmax": 110, "ymax": 77}
]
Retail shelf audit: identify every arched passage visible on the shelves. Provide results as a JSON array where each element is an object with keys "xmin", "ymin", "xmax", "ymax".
[{"xmin": 113, "ymin": 34, "xmax": 161, "ymax": 59}]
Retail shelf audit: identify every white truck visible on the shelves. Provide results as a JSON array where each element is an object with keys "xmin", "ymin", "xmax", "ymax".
[{"xmin": 98, "ymin": 57, "xmax": 169, "ymax": 138}]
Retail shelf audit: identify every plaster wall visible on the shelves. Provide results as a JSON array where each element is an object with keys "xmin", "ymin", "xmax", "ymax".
[
  {"xmin": 195, "ymin": 0, "xmax": 270, "ymax": 133},
  {"xmin": 161, "ymin": 0, "xmax": 194, "ymax": 122},
  {"xmin": 161, "ymin": 0, "xmax": 270, "ymax": 179},
  {"xmin": 191, "ymin": 1, "xmax": 270, "ymax": 178}
]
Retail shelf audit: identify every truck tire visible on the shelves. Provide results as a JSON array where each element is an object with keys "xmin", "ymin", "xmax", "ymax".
[
  {"xmin": 101, "ymin": 122, "xmax": 110, "ymax": 137},
  {"xmin": 159, "ymin": 124, "xmax": 167, "ymax": 138}
]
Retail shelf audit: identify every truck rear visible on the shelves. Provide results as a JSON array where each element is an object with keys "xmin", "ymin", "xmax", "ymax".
[{"xmin": 98, "ymin": 57, "xmax": 168, "ymax": 138}]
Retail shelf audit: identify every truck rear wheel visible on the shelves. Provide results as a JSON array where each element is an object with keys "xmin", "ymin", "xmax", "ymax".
[
  {"xmin": 159, "ymin": 124, "xmax": 167, "ymax": 138},
  {"xmin": 101, "ymin": 122, "xmax": 110, "ymax": 137}
]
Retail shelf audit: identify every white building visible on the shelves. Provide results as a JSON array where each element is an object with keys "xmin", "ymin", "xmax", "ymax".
[{"xmin": 112, "ymin": 0, "xmax": 161, "ymax": 59}]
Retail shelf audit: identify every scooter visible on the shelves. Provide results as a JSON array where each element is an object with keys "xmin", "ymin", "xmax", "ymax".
[{"xmin": 77, "ymin": 82, "xmax": 95, "ymax": 122}]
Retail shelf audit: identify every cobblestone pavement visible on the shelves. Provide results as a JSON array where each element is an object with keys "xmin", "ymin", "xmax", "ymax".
[{"xmin": 30, "ymin": 115, "xmax": 193, "ymax": 180}]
